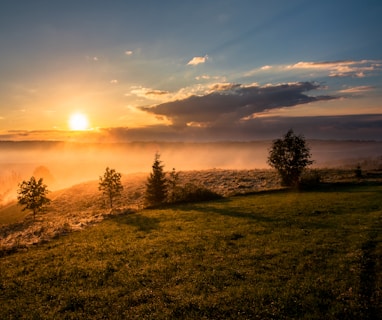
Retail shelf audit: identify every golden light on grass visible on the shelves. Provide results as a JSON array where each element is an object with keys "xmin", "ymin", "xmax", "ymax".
[{"xmin": 69, "ymin": 113, "xmax": 89, "ymax": 131}]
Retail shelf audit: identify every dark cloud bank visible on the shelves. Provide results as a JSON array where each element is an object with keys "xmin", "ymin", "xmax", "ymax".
[
  {"xmin": 104, "ymin": 114, "xmax": 382, "ymax": 141},
  {"xmin": 141, "ymin": 82, "xmax": 335, "ymax": 127},
  {"xmin": 129, "ymin": 81, "xmax": 380, "ymax": 141}
]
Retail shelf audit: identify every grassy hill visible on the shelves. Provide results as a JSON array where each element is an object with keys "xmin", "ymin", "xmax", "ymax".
[{"xmin": 1, "ymin": 182, "xmax": 381, "ymax": 319}]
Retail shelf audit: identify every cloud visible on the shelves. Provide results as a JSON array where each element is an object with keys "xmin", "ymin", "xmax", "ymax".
[
  {"xmin": 128, "ymin": 86, "xmax": 170, "ymax": 101},
  {"xmin": 287, "ymin": 60, "xmax": 382, "ymax": 78},
  {"xmin": 110, "ymin": 79, "xmax": 118, "ymax": 84},
  {"xmin": 187, "ymin": 55, "xmax": 208, "ymax": 66},
  {"xmin": 140, "ymin": 82, "xmax": 337, "ymax": 127},
  {"xmin": 195, "ymin": 75, "xmax": 211, "ymax": 80},
  {"xmin": 208, "ymin": 83, "xmax": 241, "ymax": 91},
  {"xmin": 195, "ymin": 74, "xmax": 223, "ymax": 81},
  {"xmin": 244, "ymin": 60, "xmax": 382, "ymax": 78},
  {"xmin": 125, "ymin": 50, "xmax": 133, "ymax": 55},
  {"xmin": 339, "ymin": 86, "xmax": 375, "ymax": 94},
  {"xmin": 78, "ymin": 114, "xmax": 382, "ymax": 142},
  {"xmin": 145, "ymin": 90, "xmax": 170, "ymax": 96}
]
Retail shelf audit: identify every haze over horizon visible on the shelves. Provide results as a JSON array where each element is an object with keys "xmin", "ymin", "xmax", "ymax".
[{"xmin": 0, "ymin": 0, "xmax": 382, "ymax": 142}]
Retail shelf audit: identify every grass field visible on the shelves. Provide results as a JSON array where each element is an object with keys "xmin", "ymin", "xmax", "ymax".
[{"xmin": 1, "ymin": 182, "xmax": 381, "ymax": 319}]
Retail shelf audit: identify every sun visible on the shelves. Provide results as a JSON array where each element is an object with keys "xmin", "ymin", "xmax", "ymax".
[{"xmin": 69, "ymin": 113, "xmax": 89, "ymax": 131}]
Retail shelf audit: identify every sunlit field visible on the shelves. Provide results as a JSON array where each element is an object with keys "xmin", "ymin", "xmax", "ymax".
[{"xmin": 1, "ymin": 181, "xmax": 381, "ymax": 319}]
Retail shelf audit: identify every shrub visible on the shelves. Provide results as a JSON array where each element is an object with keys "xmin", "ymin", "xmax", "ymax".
[
  {"xmin": 298, "ymin": 170, "xmax": 322, "ymax": 190},
  {"xmin": 170, "ymin": 183, "xmax": 222, "ymax": 204}
]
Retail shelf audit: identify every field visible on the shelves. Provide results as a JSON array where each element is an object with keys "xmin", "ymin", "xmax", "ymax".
[{"xmin": 1, "ymin": 172, "xmax": 381, "ymax": 319}]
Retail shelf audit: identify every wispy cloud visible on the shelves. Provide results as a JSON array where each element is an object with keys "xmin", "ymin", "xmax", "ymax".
[
  {"xmin": 339, "ymin": 86, "xmax": 375, "ymax": 93},
  {"xmin": 187, "ymin": 55, "xmax": 208, "ymax": 66},
  {"xmin": 286, "ymin": 60, "xmax": 382, "ymax": 78},
  {"xmin": 125, "ymin": 50, "xmax": 133, "ymax": 55},
  {"xmin": 195, "ymin": 74, "xmax": 223, "ymax": 81},
  {"xmin": 244, "ymin": 65, "xmax": 275, "ymax": 77},
  {"xmin": 244, "ymin": 60, "xmax": 382, "ymax": 78},
  {"xmin": 128, "ymin": 86, "xmax": 171, "ymax": 101}
]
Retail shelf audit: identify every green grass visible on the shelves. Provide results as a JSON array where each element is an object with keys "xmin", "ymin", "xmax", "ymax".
[{"xmin": 1, "ymin": 183, "xmax": 381, "ymax": 319}]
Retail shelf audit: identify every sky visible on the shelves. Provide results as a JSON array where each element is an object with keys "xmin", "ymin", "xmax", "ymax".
[{"xmin": 0, "ymin": 0, "xmax": 381, "ymax": 141}]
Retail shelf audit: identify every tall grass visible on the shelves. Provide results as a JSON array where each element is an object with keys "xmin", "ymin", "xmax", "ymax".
[{"xmin": 1, "ymin": 183, "xmax": 381, "ymax": 319}]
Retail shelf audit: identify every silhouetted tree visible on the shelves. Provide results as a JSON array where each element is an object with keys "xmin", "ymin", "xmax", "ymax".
[
  {"xmin": 145, "ymin": 153, "xmax": 168, "ymax": 207},
  {"xmin": 167, "ymin": 168, "xmax": 180, "ymax": 203},
  {"xmin": 99, "ymin": 167, "xmax": 123, "ymax": 208},
  {"xmin": 268, "ymin": 129, "xmax": 313, "ymax": 186},
  {"xmin": 17, "ymin": 176, "xmax": 51, "ymax": 220}
]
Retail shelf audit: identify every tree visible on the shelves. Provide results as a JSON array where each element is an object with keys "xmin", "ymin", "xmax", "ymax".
[
  {"xmin": 167, "ymin": 168, "xmax": 180, "ymax": 203},
  {"xmin": 17, "ymin": 176, "xmax": 51, "ymax": 220},
  {"xmin": 268, "ymin": 129, "xmax": 313, "ymax": 186},
  {"xmin": 99, "ymin": 167, "xmax": 123, "ymax": 208},
  {"xmin": 145, "ymin": 153, "xmax": 168, "ymax": 207}
]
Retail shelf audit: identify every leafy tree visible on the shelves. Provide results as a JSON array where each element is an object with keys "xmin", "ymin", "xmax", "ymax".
[
  {"xmin": 145, "ymin": 153, "xmax": 168, "ymax": 207},
  {"xmin": 17, "ymin": 176, "xmax": 51, "ymax": 220},
  {"xmin": 268, "ymin": 129, "xmax": 313, "ymax": 186},
  {"xmin": 99, "ymin": 167, "xmax": 123, "ymax": 208}
]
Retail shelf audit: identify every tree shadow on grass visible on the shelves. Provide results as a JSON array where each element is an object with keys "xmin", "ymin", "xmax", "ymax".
[
  {"xmin": 116, "ymin": 213, "xmax": 160, "ymax": 232},
  {"xmin": 299, "ymin": 181, "xmax": 382, "ymax": 193},
  {"xmin": 176, "ymin": 197, "xmax": 278, "ymax": 223}
]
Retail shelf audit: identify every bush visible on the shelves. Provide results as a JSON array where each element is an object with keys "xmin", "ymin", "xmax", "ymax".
[
  {"xmin": 170, "ymin": 183, "xmax": 222, "ymax": 204},
  {"xmin": 298, "ymin": 170, "xmax": 322, "ymax": 190}
]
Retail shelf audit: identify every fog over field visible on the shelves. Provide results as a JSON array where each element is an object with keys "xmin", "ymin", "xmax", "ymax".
[{"xmin": 1, "ymin": 140, "xmax": 381, "ymax": 205}]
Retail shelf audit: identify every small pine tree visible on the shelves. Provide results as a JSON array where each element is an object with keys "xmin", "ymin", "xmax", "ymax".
[
  {"xmin": 99, "ymin": 167, "xmax": 123, "ymax": 208},
  {"xmin": 17, "ymin": 176, "xmax": 51, "ymax": 220},
  {"xmin": 145, "ymin": 153, "xmax": 168, "ymax": 207}
]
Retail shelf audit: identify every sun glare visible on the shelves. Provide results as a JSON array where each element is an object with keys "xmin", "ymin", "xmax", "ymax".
[{"xmin": 69, "ymin": 113, "xmax": 89, "ymax": 131}]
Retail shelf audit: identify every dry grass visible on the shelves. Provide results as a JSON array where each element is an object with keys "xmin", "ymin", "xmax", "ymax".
[{"xmin": 1, "ymin": 168, "xmax": 380, "ymax": 254}]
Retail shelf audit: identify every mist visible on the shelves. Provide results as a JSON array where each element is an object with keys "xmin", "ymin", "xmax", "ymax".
[{"xmin": 1, "ymin": 140, "xmax": 381, "ymax": 206}]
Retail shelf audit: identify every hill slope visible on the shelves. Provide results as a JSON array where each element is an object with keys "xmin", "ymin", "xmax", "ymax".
[
  {"xmin": 0, "ymin": 170, "xmax": 281, "ymax": 251},
  {"xmin": 1, "ymin": 183, "xmax": 381, "ymax": 319}
]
